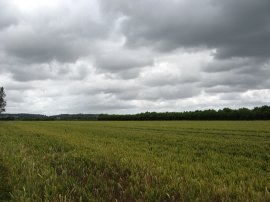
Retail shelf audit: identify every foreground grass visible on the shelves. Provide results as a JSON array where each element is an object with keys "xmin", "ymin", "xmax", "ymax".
[{"xmin": 0, "ymin": 121, "xmax": 269, "ymax": 201}]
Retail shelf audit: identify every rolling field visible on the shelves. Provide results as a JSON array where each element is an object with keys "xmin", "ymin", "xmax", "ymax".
[{"xmin": 0, "ymin": 121, "xmax": 270, "ymax": 201}]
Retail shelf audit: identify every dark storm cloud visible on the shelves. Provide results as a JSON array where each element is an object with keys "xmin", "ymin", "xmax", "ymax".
[{"xmin": 100, "ymin": 0, "xmax": 270, "ymax": 59}]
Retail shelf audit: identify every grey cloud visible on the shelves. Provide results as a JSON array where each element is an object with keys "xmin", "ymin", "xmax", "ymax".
[
  {"xmin": 95, "ymin": 49, "xmax": 153, "ymax": 74},
  {"xmin": 5, "ymin": 60, "xmax": 92, "ymax": 82},
  {"xmin": 5, "ymin": 82, "xmax": 35, "ymax": 91},
  {"xmin": 93, "ymin": 47, "xmax": 154, "ymax": 79},
  {"xmin": 1, "ymin": 0, "xmax": 270, "ymax": 114},
  {"xmin": 141, "ymin": 85, "xmax": 200, "ymax": 101},
  {"xmin": 219, "ymin": 93, "xmax": 242, "ymax": 101},
  {"xmin": 10, "ymin": 63, "xmax": 53, "ymax": 81},
  {"xmin": 202, "ymin": 58, "xmax": 255, "ymax": 73},
  {"xmin": 100, "ymin": 0, "xmax": 270, "ymax": 59},
  {"xmin": 70, "ymin": 79, "xmax": 141, "ymax": 97},
  {"xmin": 0, "ymin": 1, "xmax": 18, "ymax": 29},
  {"xmin": 41, "ymin": 93, "xmax": 136, "ymax": 114},
  {"xmin": 2, "ymin": 31, "xmax": 90, "ymax": 63},
  {"xmin": 202, "ymin": 73, "xmax": 270, "ymax": 95},
  {"xmin": 102, "ymin": 68, "xmax": 142, "ymax": 80},
  {"xmin": 81, "ymin": 102, "xmax": 136, "ymax": 112},
  {"xmin": 202, "ymin": 58, "xmax": 270, "ymax": 93},
  {"xmin": 114, "ymin": 68, "xmax": 142, "ymax": 79},
  {"xmin": 96, "ymin": 54, "xmax": 149, "ymax": 71},
  {"xmin": 67, "ymin": 73, "xmax": 200, "ymax": 102},
  {"xmin": 0, "ymin": 0, "xmax": 109, "ymax": 63},
  {"xmin": 116, "ymin": 84, "xmax": 200, "ymax": 101},
  {"xmin": 54, "ymin": 97, "xmax": 136, "ymax": 114},
  {"xmin": 141, "ymin": 71, "xmax": 199, "ymax": 86},
  {"xmin": 203, "ymin": 74, "xmax": 265, "ymax": 90},
  {"xmin": 204, "ymin": 86, "xmax": 246, "ymax": 94}
]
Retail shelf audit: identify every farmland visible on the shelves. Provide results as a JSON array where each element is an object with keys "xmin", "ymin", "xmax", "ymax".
[{"xmin": 0, "ymin": 121, "xmax": 270, "ymax": 201}]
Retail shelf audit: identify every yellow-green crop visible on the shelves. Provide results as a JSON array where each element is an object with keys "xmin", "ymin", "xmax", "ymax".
[{"xmin": 0, "ymin": 121, "xmax": 270, "ymax": 201}]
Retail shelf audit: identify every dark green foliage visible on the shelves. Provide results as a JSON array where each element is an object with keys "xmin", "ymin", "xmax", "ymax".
[
  {"xmin": 0, "ymin": 87, "xmax": 6, "ymax": 114},
  {"xmin": 98, "ymin": 106, "xmax": 270, "ymax": 120}
]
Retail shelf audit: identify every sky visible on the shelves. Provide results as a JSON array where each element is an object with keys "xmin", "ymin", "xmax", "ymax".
[{"xmin": 0, "ymin": 0, "xmax": 270, "ymax": 115}]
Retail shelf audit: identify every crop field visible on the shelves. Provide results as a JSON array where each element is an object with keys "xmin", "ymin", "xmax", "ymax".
[{"xmin": 0, "ymin": 121, "xmax": 270, "ymax": 201}]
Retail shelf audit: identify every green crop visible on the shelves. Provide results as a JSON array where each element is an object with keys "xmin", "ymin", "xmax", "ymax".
[{"xmin": 0, "ymin": 121, "xmax": 269, "ymax": 201}]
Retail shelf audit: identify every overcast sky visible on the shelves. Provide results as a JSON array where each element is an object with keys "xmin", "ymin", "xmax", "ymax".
[{"xmin": 1, "ymin": 0, "xmax": 270, "ymax": 114}]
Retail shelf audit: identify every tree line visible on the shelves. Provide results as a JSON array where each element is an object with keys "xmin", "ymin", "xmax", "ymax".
[
  {"xmin": 1, "ymin": 86, "xmax": 270, "ymax": 120},
  {"xmin": 98, "ymin": 106, "xmax": 270, "ymax": 121},
  {"xmin": 0, "ymin": 113, "xmax": 98, "ymax": 121}
]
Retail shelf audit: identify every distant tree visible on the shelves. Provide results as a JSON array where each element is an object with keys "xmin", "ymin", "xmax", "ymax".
[{"xmin": 0, "ymin": 87, "xmax": 6, "ymax": 114}]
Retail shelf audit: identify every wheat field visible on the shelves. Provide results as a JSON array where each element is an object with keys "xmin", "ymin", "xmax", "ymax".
[{"xmin": 0, "ymin": 121, "xmax": 269, "ymax": 201}]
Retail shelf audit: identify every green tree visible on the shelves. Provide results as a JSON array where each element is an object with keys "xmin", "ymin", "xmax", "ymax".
[{"xmin": 0, "ymin": 87, "xmax": 6, "ymax": 114}]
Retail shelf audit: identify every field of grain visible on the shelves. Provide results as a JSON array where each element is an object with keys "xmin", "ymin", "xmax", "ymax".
[{"xmin": 0, "ymin": 121, "xmax": 269, "ymax": 201}]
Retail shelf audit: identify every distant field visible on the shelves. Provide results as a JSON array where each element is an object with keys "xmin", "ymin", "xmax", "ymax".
[{"xmin": 0, "ymin": 121, "xmax": 269, "ymax": 201}]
